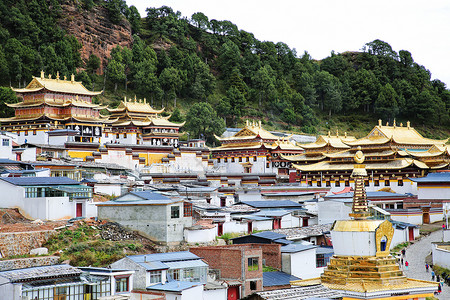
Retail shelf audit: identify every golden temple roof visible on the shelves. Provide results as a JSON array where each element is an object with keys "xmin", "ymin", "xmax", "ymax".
[
  {"xmin": 346, "ymin": 120, "xmax": 448, "ymax": 147},
  {"xmin": 107, "ymin": 97, "xmax": 164, "ymax": 114},
  {"xmin": 12, "ymin": 72, "xmax": 102, "ymax": 96},
  {"xmin": 215, "ymin": 120, "xmax": 279, "ymax": 142},
  {"xmin": 292, "ymin": 157, "xmax": 428, "ymax": 172},
  {"xmin": 323, "ymin": 149, "xmax": 396, "ymax": 159},
  {"xmin": 280, "ymin": 153, "xmax": 325, "ymax": 161},
  {"xmin": 321, "ymin": 278, "xmax": 437, "ymax": 294},
  {"xmin": 299, "ymin": 133, "xmax": 356, "ymax": 149}
]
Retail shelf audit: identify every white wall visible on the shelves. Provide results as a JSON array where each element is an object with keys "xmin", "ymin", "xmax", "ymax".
[
  {"xmin": 223, "ymin": 221, "xmax": 247, "ymax": 234},
  {"xmin": 318, "ymin": 200, "xmax": 351, "ymax": 224},
  {"xmin": 281, "ymin": 214, "xmax": 300, "ymax": 228},
  {"xmin": 20, "ymin": 147, "xmax": 37, "ymax": 161},
  {"xmin": 203, "ymin": 287, "xmax": 227, "ymax": 300},
  {"xmin": 432, "ymin": 244, "xmax": 450, "ymax": 270},
  {"xmin": 282, "ymin": 248, "xmax": 322, "ymax": 279},
  {"xmin": 185, "ymin": 227, "xmax": 217, "ymax": 244},
  {"xmin": 94, "ymin": 184, "xmax": 123, "ymax": 197},
  {"xmin": 164, "ymin": 285, "xmax": 204, "ymax": 300},
  {"xmin": 331, "ymin": 231, "xmax": 376, "ymax": 256},
  {"xmin": 17, "ymin": 130, "xmax": 47, "ymax": 144},
  {"xmin": 253, "ymin": 220, "xmax": 273, "ymax": 231},
  {"xmin": 46, "ymin": 197, "xmax": 73, "ymax": 220},
  {"xmin": 390, "ymin": 214, "xmax": 423, "ymax": 225}
]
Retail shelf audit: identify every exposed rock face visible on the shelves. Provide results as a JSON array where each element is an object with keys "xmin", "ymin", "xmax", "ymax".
[{"xmin": 58, "ymin": 2, "xmax": 133, "ymax": 74}]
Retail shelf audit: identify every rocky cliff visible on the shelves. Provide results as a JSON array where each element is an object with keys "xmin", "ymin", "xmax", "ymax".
[{"xmin": 58, "ymin": 2, "xmax": 133, "ymax": 74}]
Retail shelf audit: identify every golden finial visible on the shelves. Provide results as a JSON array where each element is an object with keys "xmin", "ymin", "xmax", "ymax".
[
  {"xmin": 139, "ymin": 99, "xmax": 142, "ymax": 103},
  {"xmin": 407, "ymin": 121, "xmax": 410, "ymax": 129},
  {"xmin": 40, "ymin": 70, "xmax": 44, "ymax": 79},
  {"xmin": 76, "ymin": 95, "xmax": 79, "ymax": 101},
  {"xmin": 71, "ymin": 74, "xmax": 75, "ymax": 82},
  {"xmin": 386, "ymin": 122, "xmax": 389, "ymax": 126},
  {"xmin": 64, "ymin": 76, "xmax": 67, "ymax": 80},
  {"xmin": 259, "ymin": 120, "xmax": 262, "ymax": 128},
  {"xmin": 134, "ymin": 95, "xmax": 137, "ymax": 103},
  {"xmin": 336, "ymin": 129, "xmax": 339, "ymax": 137},
  {"xmin": 328, "ymin": 131, "xmax": 330, "ymax": 137},
  {"xmin": 246, "ymin": 120, "xmax": 249, "ymax": 127},
  {"xmin": 48, "ymin": 74, "xmax": 52, "ymax": 79},
  {"xmin": 393, "ymin": 119, "xmax": 396, "ymax": 127},
  {"xmin": 144, "ymin": 98, "xmax": 147, "ymax": 104},
  {"xmin": 354, "ymin": 146, "xmax": 365, "ymax": 164},
  {"xmin": 378, "ymin": 119, "xmax": 382, "ymax": 126},
  {"xmin": 400, "ymin": 122, "xmax": 403, "ymax": 127},
  {"xmin": 56, "ymin": 71, "xmax": 60, "ymax": 80},
  {"xmin": 124, "ymin": 96, "xmax": 127, "ymax": 103},
  {"xmin": 344, "ymin": 132, "xmax": 347, "ymax": 138}
]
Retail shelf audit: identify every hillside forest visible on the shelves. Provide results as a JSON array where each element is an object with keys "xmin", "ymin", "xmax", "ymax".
[{"xmin": 0, "ymin": 0, "xmax": 449, "ymax": 143}]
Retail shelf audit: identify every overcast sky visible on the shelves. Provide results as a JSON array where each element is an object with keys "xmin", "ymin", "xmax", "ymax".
[{"xmin": 126, "ymin": 0, "xmax": 450, "ymax": 87}]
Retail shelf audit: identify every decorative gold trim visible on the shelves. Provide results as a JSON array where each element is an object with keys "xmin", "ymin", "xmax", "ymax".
[{"xmin": 375, "ymin": 220, "xmax": 394, "ymax": 257}]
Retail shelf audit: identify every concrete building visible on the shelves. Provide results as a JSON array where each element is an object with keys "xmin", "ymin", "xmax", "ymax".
[
  {"xmin": 97, "ymin": 191, "xmax": 193, "ymax": 244},
  {"xmin": 0, "ymin": 176, "xmax": 94, "ymax": 220},
  {"xmin": 110, "ymin": 251, "xmax": 208, "ymax": 290}
]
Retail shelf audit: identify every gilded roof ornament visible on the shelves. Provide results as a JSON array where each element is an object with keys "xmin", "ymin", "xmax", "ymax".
[
  {"xmin": 40, "ymin": 70, "xmax": 44, "ymax": 79},
  {"xmin": 71, "ymin": 74, "xmax": 75, "ymax": 82},
  {"xmin": 56, "ymin": 71, "xmax": 60, "ymax": 80}
]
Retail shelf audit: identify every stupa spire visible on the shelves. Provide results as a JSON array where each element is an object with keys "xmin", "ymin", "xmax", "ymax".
[{"xmin": 350, "ymin": 146, "xmax": 370, "ymax": 219}]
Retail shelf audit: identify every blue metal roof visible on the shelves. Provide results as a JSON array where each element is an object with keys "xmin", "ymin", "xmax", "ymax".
[
  {"xmin": 263, "ymin": 271, "xmax": 300, "ymax": 287},
  {"xmin": 240, "ymin": 215, "xmax": 272, "ymax": 221},
  {"xmin": 130, "ymin": 191, "xmax": 173, "ymax": 201},
  {"xmin": 410, "ymin": 172, "xmax": 450, "ymax": 182},
  {"xmin": 252, "ymin": 231, "xmax": 287, "ymax": 240},
  {"xmin": 0, "ymin": 176, "xmax": 79, "ymax": 186},
  {"xmin": 273, "ymin": 238, "xmax": 293, "ymax": 245},
  {"xmin": 98, "ymin": 191, "xmax": 179, "ymax": 206},
  {"xmin": 128, "ymin": 251, "xmax": 201, "ymax": 264},
  {"xmin": 281, "ymin": 244, "xmax": 317, "ymax": 253},
  {"xmin": 239, "ymin": 200, "xmax": 304, "ymax": 209},
  {"xmin": 147, "ymin": 281, "xmax": 202, "ymax": 292},
  {"xmin": 316, "ymin": 247, "xmax": 334, "ymax": 255},
  {"xmin": 254, "ymin": 210, "xmax": 292, "ymax": 217}
]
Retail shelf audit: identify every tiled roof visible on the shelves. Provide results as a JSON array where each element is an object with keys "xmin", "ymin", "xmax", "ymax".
[
  {"xmin": 256, "ymin": 284, "xmax": 342, "ymax": 299},
  {"xmin": 273, "ymin": 224, "xmax": 333, "ymax": 240},
  {"xmin": 263, "ymin": 271, "xmax": 300, "ymax": 287},
  {"xmin": 127, "ymin": 251, "xmax": 202, "ymax": 271},
  {"xmin": 0, "ymin": 265, "xmax": 81, "ymax": 283},
  {"xmin": 410, "ymin": 172, "xmax": 450, "ymax": 182},
  {"xmin": 0, "ymin": 176, "xmax": 79, "ymax": 186}
]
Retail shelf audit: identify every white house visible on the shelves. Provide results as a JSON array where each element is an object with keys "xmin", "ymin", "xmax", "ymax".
[
  {"xmin": 281, "ymin": 244, "xmax": 333, "ymax": 279},
  {"xmin": 0, "ymin": 176, "xmax": 95, "ymax": 220}
]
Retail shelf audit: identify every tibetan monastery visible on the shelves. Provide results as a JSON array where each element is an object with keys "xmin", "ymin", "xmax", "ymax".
[
  {"xmin": 1, "ymin": 71, "xmax": 110, "ymax": 144},
  {"xmin": 212, "ymin": 120, "xmax": 304, "ymax": 175},
  {"xmin": 285, "ymin": 120, "xmax": 449, "ymax": 194},
  {"xmin": 1, "ymin": 72, "xmax": 185, "ymax": 147},
  {"xmin": 105, "ymin": 96, "xmax": 184, "ymax": 146},
  {"xmin": 291, "ymin": 150, "xmax": 437, "ymax": 299}
]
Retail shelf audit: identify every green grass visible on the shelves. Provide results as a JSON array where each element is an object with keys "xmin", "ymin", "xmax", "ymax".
[{"xmin": 43, "ymin": 224, "xmax": 144, "ymax": 267}]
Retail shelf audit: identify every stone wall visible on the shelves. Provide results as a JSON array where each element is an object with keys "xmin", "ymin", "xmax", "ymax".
[
  {"xmin": 0, "ymin": 230, "xmax": 56, "ymax": 257},
  {"xmin": 0, "ymin": 256, "xmax": 59, "ymax": 271}
]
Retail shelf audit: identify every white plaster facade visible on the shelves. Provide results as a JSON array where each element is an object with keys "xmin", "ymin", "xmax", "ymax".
[
  {"xmin": 184, "ymin": 226, "xmax": 217, "ymax": 244},
  {"xmin": 282, "ymin": 247, "xmax": 323, "ymax": 279}
]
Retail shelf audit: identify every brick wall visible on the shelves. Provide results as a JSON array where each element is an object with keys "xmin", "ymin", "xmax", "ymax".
[
  {"xmin": 190, "ymin": 247, "xmax": 242, "ymax": 279},
  {"xmin": 258, "ymin": 244, "xmax": 281, "ymax": 269},
  {"xmin": 0, "ymin": 256, "xmax": 59, "ymax": 271},
  {"xmin": 0, "ymin": 230, "xmax": 56, "ymax": 257}
]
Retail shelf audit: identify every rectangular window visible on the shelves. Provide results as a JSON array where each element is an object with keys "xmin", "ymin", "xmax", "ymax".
[
  {"xmin": 326, "ymin": 181, "xmax": 331, "ymax": 187},
  {"xmin": 224, "ymin": 157, "xmax": 228, "ymax": 163},
  {"xmin": 169, "ymin": 269, "xmax": 180, "ymax": 280},
  {"xmin": 217, "ymin": 158, "xmax": 220, "ymax": 163},
  {"xmin": 374, "ymin": 180, "xmax": 380, "ymax": 186},
  {"xmin": 248, "ymin": 257, "xmax": 259, "ymax": 271},
  {"xmin": 246, "ymin": 157, "xmax": 249, "ymax": 162},
  {"xmin": 116, "ymin": 133, "xmax": 119, "ymax": 139},
  {"xmin": 365, "ymin": 180, "xmax": 369, "ymax": 186},
  {"xmin": 2, "ymin": 139, "xmax": 9, "ymax": 146},
  {"xmin": 250, "ymin": 281, "xmax": 257, "ymax": 291},
  {"xmin": 183, "ymin": 202, "xmax": 192, "ymax": 217},
  {"xmin": 231, "ymin": 157, "xmax": 235, "ymax": 163},
  {"xmin": 253, "ymin": 156, "xmax": 257, "ymax": 162},
  {"xmin": 385, "ymin": 180, "xmax": 390, "ymax": 186},
  {"xmin": 266, "ymin": 162, "xmax": 270, "ymax": 168},
  {"xmin": 335, "ymin": 181, "xmax": 340, "ymax": 187},
  {"xmin": 25, "ymin": 130, "xmax": 28, "ymax": 136},
  {"xmin": 316, "ymin": 254, "xmax": 329, "ymax": 267},
  {"xmin": 345, "ymin": 181, "xmax": 350, "ymax": 187},
  {"xmin": 171, "ymin": 206, "xmax": 180, "ymax": 218},
  {"xmin": 105, "ymin": 132, "xmax": 109, "ymax": 138},
  {"xmin": 239, "ymin": 157, "xmax": 242, "ymax": 162},
  {"xmin": 398, "ymin": 180, "xmax": 403, "ymax": 186},
  {"xmin": 33, "ymin": 130, "xmax": 37, "ymax": 135},
  {"xmin": 150, "ymin": 271, "xmax": 162, "ymax": 284},
  {"xmin": 316, "ymin": 181, "xmax": 321, "ymax": 187},
  {"xmin": 115, "ymin": 277, "xmax": 129, "ymax": 292},
  {"xmin": 124, "ymin": 133, "xmax": 127, "ymax": 138}
]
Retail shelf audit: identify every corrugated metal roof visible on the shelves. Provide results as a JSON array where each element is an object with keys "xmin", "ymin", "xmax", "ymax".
[
  {"xmin": 252, "ymin": 231, "xmax": 286, "ymax": 240},
  {"xmin": 316, "ymin": 247, "xmax": 334, "ymax": 255},
  {"xmin": 0, "ymin": 176, "xmax": 79, "ymax": 186},
  {"xmin": 239, "ymin": 200, "xmax": 304, "ymax": 208},
  {"xmin": 146, "ymin": 280, "xmax": 202, "ymax": 292},
  {"xmin": 240, "ymin": 215, "xmax": 272, "ymax": 221},
  {"xmin": 254, "ymin": 210, "xmax": 292, "ymax": 217},
  {"xmin": 0, "ymin": 265, "xmax": 81, "ymax": 282},
  {"xmin": 127, "ymin": 251, "xmax": 202, "ymax": 270},
  {"xmin": 263, "ymin": 271, "xmax": 300, "ymax": 287},
  {"xmin": 410, "ymin": 172, "xmax": 450, "ymax": 182}
]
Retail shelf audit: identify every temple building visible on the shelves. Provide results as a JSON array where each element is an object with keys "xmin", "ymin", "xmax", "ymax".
[
  {"xmin": 291, "ymin": 149, "xmax": 437, "ymax": 299},
  {"xmin": 285, "ymin": 120, "xmax": 449, "ymax": 194},
  {"xmin": 0, "ymin": 71, "xmax": 111, "ymax": 144},
  {"xmin": 211, "ymin": 120, "xmax": 304, "ymax": 176},
  {"xmin": 104, "ymin": 96, "xmax": 184, "ymax": 146}
]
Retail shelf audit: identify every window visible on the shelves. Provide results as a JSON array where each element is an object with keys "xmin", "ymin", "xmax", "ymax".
[
  {"xmin": 266, "ymin": 162, "xmax": 270, "ymax": 168},
  {"xmin": 398, "ymin": 180, "xmax": 403, "ymax": 186},
  {"xmin": 253, "ymin": 156, "xmax": 257, "ymax": 161},
  {"xmin": 316, "ymin": 254, "xmax": 329, "ymax": 267},
  {"xmin": 239, "ymin": 157, "xmax": 242, "ymax": 162},
  {"xmin": 365, "ymin": 180, "xmax": 369, "ymax": 187},
  {"xmin": 231, "ymin": 157, "xmax": 235, "ymax": 163},
  {"xmin": 33, "ymin": 130, "xmax": 37, "ymax": 135},
  {"xmin": 374, "ymin": 180, "xmax": 380, "ymax": 186},
  {"xmin": 183, "ymin": 202, "xmax": 192, "ymax": 217},
  {"xmin": 116, "ymin": 133, "xmax": 119, "ymax": 139},
  {"xmin": 25, "ymin": 130, "xmax": 28, "ymax": 136},
  {"xmin": 317, "ymin": 181, "xmax": 321, "ymax": 187},
  {"xmin": 169, "ymin": 269, "xmax": 180, "ymax": 280},
  {"xmin": 385, "ymin": 180, "xmax": 390, "ymax": 186},
  {"xmin": 150, "ymin": 271, "xmax": 162, "ymax": 284},
  {"xmin": 124, "ymin": 133, "xmax": 127, "ymax": 138},
  {"xmin": 115, "ymin": 276, "xmax": 129, "ymax": 292},
  {"xmin": 248, "ymin": 257, "xmax": 259, "ymax": 271},
  {"xmin": 345, "ymin": 181, "xmax": 350, "ymax": 187},
  {"xmin": 2, "ymin": 139, "xmax": 9, "ymax": 146},
  {"xmin": 326, "ymin": 181, "xmax": 330, "ymax": 187},
  {"xmin": 224, "ymin": 157, "xmax": 228, "ymax": 163},
  {"xmin": 217, "ymin": 158, "xmax": 220, "ymax": 163},
  {"xmin": 171, "ymin": 206, "xmax": 180, "ymax": 218},
  {"xmin": 335, "ymin": 181, "xmax": 340, "ymax": 187},
  {"xmin": 250, "ymin": 281, "xmax": 257, "ymax": 291}
]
